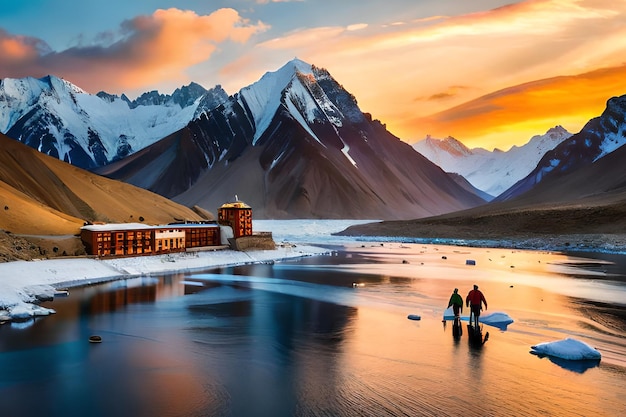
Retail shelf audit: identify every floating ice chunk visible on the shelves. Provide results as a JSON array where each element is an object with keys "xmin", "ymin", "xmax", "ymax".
[
  {"xmin": 32, "ymin": 305, "xmax": 55, "ymax": 316},
  {"xmin": 480, "ymin": 311, "xmax": 514, "ymax": 330},
  {"xmin": 442, "ymin": 307, "xmax": 513, "ymax": 330},
  {"xmin": 9, "ymin": 304, "xmax": 55, "ymax": 320},
  {"xmin": 442, "ymin": 306, "xmax": 469, "ymax": 321},
  {"xmin": 531, "ymin": 338, "xmax": 601, "ymax": 360}
]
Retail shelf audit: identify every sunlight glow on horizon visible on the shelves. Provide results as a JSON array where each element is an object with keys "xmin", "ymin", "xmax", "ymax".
[{"xmin": 1, "ymin": 0, "xmax": 626, "ymax": 150}]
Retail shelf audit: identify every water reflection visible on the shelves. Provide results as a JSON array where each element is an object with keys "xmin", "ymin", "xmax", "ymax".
[
  {"xmin": 1, "ymin": 243, "xmax": 625, "ymax": 416},
  {"xmin": 531, "ymin": 353, "xmax": 601, "ymax": 374},
  {"xmin": 89, "ymin": 279, "xmax": 157, "ymax": 314}
]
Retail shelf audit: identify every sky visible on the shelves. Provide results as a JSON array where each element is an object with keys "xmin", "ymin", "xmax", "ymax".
[{"xmin": 1, "ymin": 0, "xmax": 626, "ymax": 150}]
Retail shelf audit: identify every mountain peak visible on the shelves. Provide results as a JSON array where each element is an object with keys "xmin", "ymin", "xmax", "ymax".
[
  {"xmin": 546, "ymin": 125, "xmax": 569, "ymax": 137},
  {"xmin": 38, "ymin": 75, "xmax": 87, "ymax": 95},
  {"xmin": 284, "ymin": 57, "xmax": 313, "ymax": 74},
  {"xmin": 236, "ymin": 59, "xmax": 365, "ymax": 145},
  {"xmin": 527, "ymin": 125, "xmax": 571, "ymax": 148},
  {"xmin": 237, "ymin": 59, "xmax": 316, "ymax": 143},
  {"xmin": 420, "ymin": 135, "xmax": 473, "ymax": 157}
]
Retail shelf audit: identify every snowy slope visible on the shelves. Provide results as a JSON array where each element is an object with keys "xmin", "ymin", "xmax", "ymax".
[
  {"xmin": 498, "ymin": 95, "xmax": 626, "ymax": 201},
  {"xmin": 413, "ymin": 126, "xmax": 571, "ymax": 198},
  {"xmin": 100, "ymin": 59, "xmax": 485, "ymax": 220},
  {"xmin": 237, "ymin": 59, "xmax": 360, "ymax": 145},
  {"xmin": 233, "ymin": 58, "xmax": 366, "ymax": 170},
  {"xmin": 0, "ymin": 76, "xmax": 227, "ymax": 169}
]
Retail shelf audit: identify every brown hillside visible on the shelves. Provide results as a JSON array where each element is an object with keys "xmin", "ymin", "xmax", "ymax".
[
  {"xmin": 0, "ymin": 180, "xmax": 85, "ymax": 235},
  {"xmin": 0, "ymin": 133, "xmax": 206, "ymax": 235},
  {"xmin": 0, "ymin": 133, "xmax": 211, "ymax": 260}
]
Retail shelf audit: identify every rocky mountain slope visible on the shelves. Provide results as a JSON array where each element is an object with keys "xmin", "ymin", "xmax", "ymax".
[
  {"xmin": 98, "ymin": 59, "xmax": 486, "ymax": 220},
  {"xmin": 0, "ymin": 75, "xmax": 228, "ymax": 169},
  {"xmin": 498, "ymin": 95, "xmax": 626, "ymax": 201}
]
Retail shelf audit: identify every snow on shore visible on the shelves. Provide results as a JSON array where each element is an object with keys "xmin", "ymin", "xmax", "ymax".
[{"xmin": 0, "ymin": 245, "xmax": 330, "ymax": 322}]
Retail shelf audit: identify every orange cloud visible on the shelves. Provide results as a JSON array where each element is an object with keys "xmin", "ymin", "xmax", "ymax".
[
  {"xmin": 1, "ymin": 37, "xmax": 35, "ymax": 59},
  {"xmin": 0, "ymin": 8, "xmax": 268, "ymax": 93},
  {"xmin": 412, "ymin": 64, "xmax": 626, "ymax": 150},
  {"xmin": 223, "ymin": 0, "xmax": 626, "ymax": 149},
  {"xmin": 0, "ymin": 30, "xmax": 51, "ymax": 73},
  {"xmin": 3, "ymin": 0, "xmax": 626, "ymax": 153}
]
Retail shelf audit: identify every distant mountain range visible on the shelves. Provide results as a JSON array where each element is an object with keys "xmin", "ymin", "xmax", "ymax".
[
  {"xmin": 1, "ymin": 59, "xmax": 625, "ymax": 225},
  {"xmin": 0, "ymin": 75, "xmax": 227, "ymax": 169},
  {"xmin": 412, "ymin": 126, "xmax": 572, "ymax": 199},
  {"xmin": 496, "ymin": 95, "xmax": 626, "ymax": 203},
  {"xmin": 96, "ymin": 59, "xmax": 485, "ymax": 219},
  {"xmin": 338, "ymin": 98, "xmax": 626, "ymax": 240}
]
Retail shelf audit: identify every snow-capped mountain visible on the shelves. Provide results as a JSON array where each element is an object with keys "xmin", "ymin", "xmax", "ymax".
[
  {"xmin": 497, "ymin": 95, "xmax": 626, "ymax": 201},
  {"xmin": 412, "ymin": 126, "xmax": 571, "ymax": 198},
  {"xmin": 99, "ymin": 59, "xmax": 485, "ymax": 220},
  {"xmin": 0, "ymin": 76, "xmax": 228, "ymax": 169}
]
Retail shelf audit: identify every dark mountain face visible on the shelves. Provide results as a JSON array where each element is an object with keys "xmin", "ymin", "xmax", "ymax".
[
  {"xmin": 99, "ymin": 60, "xmax": 486, "ymax": 220},
  {"xmin": 117, "ymin": 81, "xmax": 217, "ymax": 109},
  {"xmin": 493, "ymin": 134, "xmax": 626, "ymax": 211},
  {"xmin": 498, "ymin": 95, "xmax": 626, "ymax": 201},
  {"xmin": 6, "ymin": 105, "xmax": 105, "ymax": 169}
]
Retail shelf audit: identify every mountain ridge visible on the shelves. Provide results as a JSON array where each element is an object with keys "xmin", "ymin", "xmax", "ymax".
[
  {"xmin": 413, "ymin": 126, "xmax": 571, "ymax": 198},
  {"xmin": 0, "ymin": 75, "xmax": 229, "ymax": 169},
  {"xmin": 99, "ymin": 59, "xmax": 486, "ymax": 220},
  {"xmin": 338, "ymin": 96, "xmax": 626, "ymax": 244},
  {"xmin": 498, "ymin": 96, "xmax": 626, "ymax": 201},
  {"xmin": 4, "ymin": 59, "xmax": 625, "ymax": 227}
]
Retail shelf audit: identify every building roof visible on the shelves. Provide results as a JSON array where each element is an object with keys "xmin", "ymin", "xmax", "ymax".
[
  {"xmin": 81, "ymin": 222, "xmax": 221, "ymax": 232},
  {"xmin": 220, "ymin": 201, "xmax": 251, "ymax": 209},
  {"xmin": 173, "ymin": 223, "xmax": 220, "ymax": 229},
  {"xmin": 81, "ymin": 223, "xmax": 152, "ymax": 232}
]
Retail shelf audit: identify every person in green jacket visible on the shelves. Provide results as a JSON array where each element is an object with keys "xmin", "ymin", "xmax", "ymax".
[{"xmin": 448, "ymin": 288, "xmax": 463, "ymax": 318}]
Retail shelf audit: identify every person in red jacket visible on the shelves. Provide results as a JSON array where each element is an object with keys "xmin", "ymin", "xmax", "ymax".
[{"xmin": 466, "ymin": 284, "xmax": 487, "ymax": 328}]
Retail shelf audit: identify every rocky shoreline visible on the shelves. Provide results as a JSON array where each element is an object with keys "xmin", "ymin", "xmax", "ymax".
[
  {"xmin": 343, "ymin": 232, "xmax": 626, "ymax": 254},
  {"xmin": 335, "ymin": 205, "xmax": 626, "ymax": 254}
]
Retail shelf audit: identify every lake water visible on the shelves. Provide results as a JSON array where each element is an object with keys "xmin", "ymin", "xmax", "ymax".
[{"xmin": 1, "ymin": 221, "xmax": 625, "ymax": 416}]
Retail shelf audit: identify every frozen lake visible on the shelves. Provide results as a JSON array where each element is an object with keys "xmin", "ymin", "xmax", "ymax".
[{"xmin": 1, "ymin": 220, "xmax": 625, "ymax": 416}]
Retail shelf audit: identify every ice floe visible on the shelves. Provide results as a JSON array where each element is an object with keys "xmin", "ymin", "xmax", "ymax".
[
  {"xmin": 530, "ymin": 338, "xmax": 602, "ymax": 360},
  {"xmin": 442, "ymin": 307, "xmax": 514, "ymax": 330}
]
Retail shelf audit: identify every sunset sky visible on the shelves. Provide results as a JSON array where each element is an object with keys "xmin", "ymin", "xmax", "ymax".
[{"xmin": 1, "ymin": 0, "xmax": 625, "ymax": 150}]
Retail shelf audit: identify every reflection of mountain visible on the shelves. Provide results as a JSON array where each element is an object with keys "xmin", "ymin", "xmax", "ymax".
[{"xmin": 98, "ymin": 59, "xmax": 485, "ymax": 220}]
